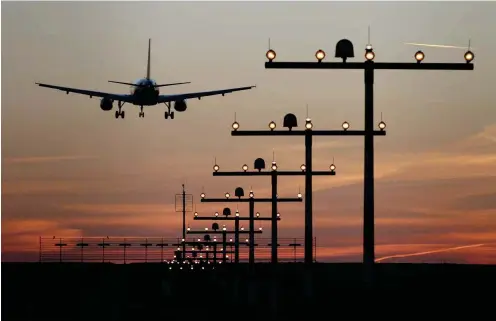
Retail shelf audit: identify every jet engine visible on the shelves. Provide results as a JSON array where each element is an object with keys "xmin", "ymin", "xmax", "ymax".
[
  {"xmin": 100, "ymin": 98, "xmax": 113, "ymax": 111},
  {"xmin": 174, "ymin": 100, "xmax": 187, "ymax": 112}
]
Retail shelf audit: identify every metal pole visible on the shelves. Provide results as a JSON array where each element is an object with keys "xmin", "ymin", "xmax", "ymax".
[
  {"xmin": 81, "ymin": 237, "xmax": 84, "ymax": 263},
  {"xmin": 182, "ymin": 184, "xmax": 186, "ymax": 259},
  {"xmin": 160, "ymin": 237, "xmax": 164, "ymax": 263},
  {"xmin": 222, "ymin": 231, "xmax": 227, "ymax": 263},
  {"xmin": 59, "ymin": 238, "xmax": 62, "ymax": 263},
  {"xmin": 102, "ymin": 238, "xmax": 105, "ymax": 263},
  {"xmin": 249, "ymin": 198, "xmax": 255, "ymax": 264},
  {"xmin": 124, "ymin": 238, "xmax": 127, "ymax": 264},
  {"xmin": 304, "ymin": 131, "xmax": 313, "ymax": 264},
  {"xmin": 271, "ymin": 172, "xmax": 278, "ymax": 264},
  {"xmin": 364, "ymin": 61, "xmax": 375, "ymax": 284},
  {"xmin": 39, "ymin": 236, "xmax": 42, "ymax": 263},
  {"xmin": 235, "ymin": 216, "xmax": 240, "ymax": 263}
]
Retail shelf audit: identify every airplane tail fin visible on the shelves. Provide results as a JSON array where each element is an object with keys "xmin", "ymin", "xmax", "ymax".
[{"xmin": 146, "ymin": 38, "xmax": 151, "ymax": 79}]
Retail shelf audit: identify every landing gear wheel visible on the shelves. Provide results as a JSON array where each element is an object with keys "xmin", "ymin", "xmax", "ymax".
[
  {"xmin": 115, "ymin": 111, "xmax": 119, "ymax": 119},
  {"xmin": 121, "ymin": 111, "xmax": 125, "ymax": 119},
  {"xmin": 164, "ymin": 111, "xmax": 169, "ymax": 119},
  {"xmin": 139, "ymin": 112, "xmax": 144, "ymax": 118},
  {"xmin": 170, "ymin": 112, "xmax": 175, "ymax": 119}
]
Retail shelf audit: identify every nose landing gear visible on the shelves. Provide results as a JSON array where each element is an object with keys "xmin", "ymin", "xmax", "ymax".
[
  {"xmin": 139, "ymin": 106, "xmax": 145, "ymax": 118},
  {"xmin": 164, "ymin": 102, "xmax": 175, "ymax": 120}
]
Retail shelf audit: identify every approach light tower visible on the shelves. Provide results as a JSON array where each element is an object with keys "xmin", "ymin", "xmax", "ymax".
[
  {"xmin": 200, "ymin": 187, "xmax": 302, "ymax": 264},
  {"xmin": 212, "ymin": 156, "xmax": 334, "ymax": 263},
  {"xmin": 264, "ymin": 37, "xmax": 474, "ymax": 282},
  {"xmin": 231, "ymin": 113, "xmax": 386, "ymax": 265},
  {"xmin": 192, "ymin": 207, "xmax": 278, "ymax": 263}
]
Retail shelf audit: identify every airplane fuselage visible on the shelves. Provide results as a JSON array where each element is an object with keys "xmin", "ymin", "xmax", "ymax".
[{"xmin": 130, "ymin": 78, "xmax": 160, "ymax": 106}]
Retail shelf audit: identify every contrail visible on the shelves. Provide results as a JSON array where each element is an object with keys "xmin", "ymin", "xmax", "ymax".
[
  {"xmin": 375, "ymin": 243, "xmax": 485, "ymax": 262},
  {"xmin": 405, "ymin": 42, "xmax": 470, "ymax": 49}
]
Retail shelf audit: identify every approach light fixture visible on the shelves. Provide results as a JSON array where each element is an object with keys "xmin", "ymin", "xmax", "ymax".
[
  {"xmin": 215, "ymin": 212, "xmax": 219, "ymax": 217},
  {"xmin": 342, "ymin": 121, "xmax": 350, "ymax": 131},
  {"xmin": 187, "ymin": 227, "xmax": 190, "ymax": 231},
  {"xmin": 277, "ymin": 212, "xmax": 280, "ymax": 218},
  {"xmin": 330, "ymin": 164, "xmax": 336, "ymax": 171},
  {"xmin": 235, "ymin": 210, "xmax": 240, "ymax": 217},
  {"xmin": 415, "ymin": 50, "xmax": 425, "ymax": 63},
  {"xmin": 232, "ymin": 121, "xmax": 239, "ymax": 131},
  {"xmin": 205, "ymin": 227, "xmax": 208, "ymax": 231},
  {"xmin": 241, "ymin": 226, "xmax": 245, "ymax": 231},
  {"xmin": 249, "ymin": 190, "xmax": 254, "ymax": 198},
  {"xmin": 271, "ymin": 161, "xmax": 278, "ymax": 171},
  {"xmin": 266, "ymin": 49, "xmax": 276, "ymax": 62},
  {"xmin": 464, "ymin": 50, "xmax": 474, "ymax": 63},
  {"xmin": 256, "ymin": 212, "xmax": 260, "ymax": 217},
  {"xmin": 242, "ymin": 164, "xmax": 248, "ymax": 172},
  {"xmin": 222, "ymin": 225, "xmax": 226, "ymax": 231},
  {"xmin": 300, "ymin": 164, "xmax": 306, "ymax": 171},
  {"xmin": 225, "ymin": 192, "xmax": 230, "ymax": 199},
  {"xmin": 269, "ymin": 121, "xmax": 277, "ymax": 131},
  {"xmin": 378, "ymin": 121, "xmax": 386, "ymax": 131},
  {"xmin": 365, "ymin": 45, "xmax": 375, "ymax": 61},
  {"xmin": 213, "ymin": 164, "xmax": 219, "ymax": 172},
  {"xmin": 315, "ymin": 49, "xmax": 326, "ymax": 62},
  {"xmin": 200, "ymin": 193, "xmax": 205, "ymax": 199},
  {"xmin": 194, "ymin": 212, "xmax": 198, "ymax": 217},
  {"xmin": 297, "ymin": 192, "xmax": 302, "ymax": 199},
  {"xmin": 259, "ymin": 227, "xmax": 263, "ymax": 231},
  {"xmin": 305, "ymin": 118, "xmax": 313, "ymax": 129}
]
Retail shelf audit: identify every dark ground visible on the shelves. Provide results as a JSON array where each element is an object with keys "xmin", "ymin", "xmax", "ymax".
[{"xmin": 2, "ymin": 262, "xmax": 496, "ymax": 320}]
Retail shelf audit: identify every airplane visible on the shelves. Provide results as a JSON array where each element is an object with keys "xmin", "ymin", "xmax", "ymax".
[{"xmin": 35, "ymin": 39, "xmax": 256, "ymax": 119}]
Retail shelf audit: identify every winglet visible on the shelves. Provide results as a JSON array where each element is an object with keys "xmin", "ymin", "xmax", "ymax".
[{"xmin": 146, "ymin": 38, "xmax": 151, "ymax": 79}]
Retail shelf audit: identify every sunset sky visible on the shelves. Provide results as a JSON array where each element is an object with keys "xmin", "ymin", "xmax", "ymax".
[{"xmin": 2, "ymin": 1, "xmax": 496, "ymax": 263}]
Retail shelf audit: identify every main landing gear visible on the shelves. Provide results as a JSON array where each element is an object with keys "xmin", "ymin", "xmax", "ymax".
[
  {"xmin": 139, "ymin": 106, "xmax": 145, "ymax": 118},
  {"xmin": 115, "ymin": 101, "xmax": 125, "ymax": 119},
  {"xmin": 164, "ymin": 102, "xmax": 174, "ymax": 120}
]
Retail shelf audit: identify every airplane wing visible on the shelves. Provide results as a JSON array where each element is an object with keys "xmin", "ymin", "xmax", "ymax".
[
  {"xmin": 35, "ymin": 83, "xmax": 135, "ymax": 103},
  {"xmin": 157, "ymin": 85, "xmax": 255, "ymax": 103}
]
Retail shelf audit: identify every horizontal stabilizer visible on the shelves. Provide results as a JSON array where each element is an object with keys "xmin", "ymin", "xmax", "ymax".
[
  {"xmin": 154, "ymin": 82, "xmax": 191, "ymax": 87},
  {"xmin": 108, "ymin": 80, "xmax": 191, "ymax": 88},
  {"xmin": 108, "ymin": 80, "xmax": 138, "ymax": 86}
]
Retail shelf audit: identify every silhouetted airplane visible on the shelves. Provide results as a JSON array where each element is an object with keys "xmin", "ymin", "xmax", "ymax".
[{"xmin": 35, "ymin": 39, "xmax": 255, "ymax": 119}]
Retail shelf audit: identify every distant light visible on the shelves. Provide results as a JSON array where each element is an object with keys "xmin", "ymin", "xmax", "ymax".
[
  {"xmin": 300, "ymin": 164, "xmax": 306, "ymax": 171},
  {"xmin": 194, "ymin": 212, "xmax": 198, "ymax": 217},
  {"xmin": 256, "ymin": 212, "xmax": 260, "ymax": 217},
  {"xmin": 365, "ymin": 47, "xmax": 375, "ymax": 61},
  {"xmin": 215, "ymin": 212, "xmax": 219, "ymax": 217},
  {"xmin": 242, "ymin": 164, "xmax": 248, "ymax": 172},
  {"xmin": 200, "ymin": 193, "xmax": 205, "ymax": 199},
  {"xmin": 266, "ymin": 49, "xmax": 276, "ymax": 61},
  {"xmin": 305, "ymin": 118, "xmax": 313, "ymax": 130},
  {"xmin": 259, "ymin": 227, "xmax": 263, "ymax": 231},
  {"xmin": 277, "ymin": 212, "xmax": 280, "ymax": 218},
  {"xmin": 225, "ymin": 192, "xmax": 230, "ymax": 199},
  {"xmin": 249, "ymin": 191, "xmax": 254, "ymax": 198},
  {"xmin": 342, "ymin": 121, "xmax": 350, "ymax": 130},
  {"xmin": 315, "ymin": 49, "xmax": 326, "ymax": 62},
  {"xmin": 378, "ymin": 121, "xmax": 386, "ymax": 130},
  {"xmin": 297, "ymin": 192, "xmax": 302, "ymax": 199},
  {"xmin": 269, "ymin": 121, "xmax": 276, "ymax": 131},
  {"xmin": 213, "ymin": 164, "xmax": 219, "ymax": 172},
  {"xmin": 414, "ymin": 50, "xmax": 425, "ymax": 63},
  {"xmin": 330, "ymin": 164, "xmax": 336, "ymax": 171},
  {"xmin": 235, "ymin": 210, "xmax": 240, "ymax": 217},
  {"xmin": 271, "ymin": 161, "xmax": 277, "ymax": 171},
  {"xmin": 464, "ymin": 50, "xmax": 474, "ymax": 63},
  {"xmin": 232, "ymin": 121, "xmax": 239, "ymax": 131}
]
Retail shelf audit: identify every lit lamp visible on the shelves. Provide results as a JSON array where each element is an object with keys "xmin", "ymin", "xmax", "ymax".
[{"xmin": 315, "ymin": 49, "xmax": 326, "ymax": 62}]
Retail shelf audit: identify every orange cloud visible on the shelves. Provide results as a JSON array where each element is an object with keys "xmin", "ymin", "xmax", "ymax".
[{"xmin": 3, "ymin": 155, "xmax": 98, "ymax": 164}]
